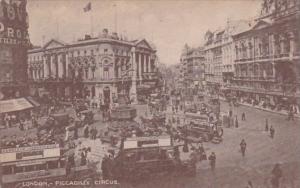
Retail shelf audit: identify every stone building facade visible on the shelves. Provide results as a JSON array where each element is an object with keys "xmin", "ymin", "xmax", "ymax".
[
  {"xmin": 179, "ymin": 44, "xmax": 205, "ymax": 93},
  {"xmin": 203, "ymin": 20, "xmax": 252, "ymax": 94},
  {"xmin": 230, "ymin": 0, "xmax": 300, "ymax": 110},
  {"xmin": 203, "ymin": 30, "xmax": 224, "ymax": 93},
  {"xmin": 27, "ymin": 29, "xmax": 159, "ymax": 104}
]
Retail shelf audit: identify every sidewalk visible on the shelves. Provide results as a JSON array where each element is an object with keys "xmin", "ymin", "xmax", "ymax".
[{"xmin": 218, "ymin": 96, "xmax": 300, "ymax": 119}]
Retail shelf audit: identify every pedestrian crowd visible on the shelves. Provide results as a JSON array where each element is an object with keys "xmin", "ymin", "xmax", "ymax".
[{"xmin": 0, "ymin": 132, "xmax": 57, "ymax": 149}]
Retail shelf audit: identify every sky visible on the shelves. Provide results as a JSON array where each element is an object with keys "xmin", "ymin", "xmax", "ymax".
[{"xmin": 27, "ymin": 0, "xmax": 262, "ymax": 66}]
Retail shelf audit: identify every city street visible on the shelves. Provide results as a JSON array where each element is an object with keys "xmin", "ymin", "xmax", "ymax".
[
  {"xmin": 1, "ymin": 1, "xmax": 299, "ymax": 187},
  {"xmin": 124, "ymin": 101, "xmax": 300, "ymax": 188},
  {"xmin": 1, "ymin": 101, "xmax": 299, "ymax": 188}
]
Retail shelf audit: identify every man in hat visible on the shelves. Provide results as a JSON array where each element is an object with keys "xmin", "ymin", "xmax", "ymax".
[
  {"xmin": 240, "ymin": 139, "xmax": 247, "ymax": 157},
  {"xmin": 208, "ymin": 152, "xmax": 216, "ymax": 171},
  {"xmin": 235, "ymin": 115, "xmax": 239, "ymax": 128},
  {"xmin": 83, "ymin": 124, "xmax": 89, "ymax": 138},
  {"xmin": 270, "ymin": 126, "xmax": 275, "ymax": 139},
  {"xmin": 241, "ymin": 112, "xmax": 246, "ymax": 121}
]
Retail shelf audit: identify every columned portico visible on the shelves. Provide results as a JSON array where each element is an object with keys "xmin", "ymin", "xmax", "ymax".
[{"xmin": 28, "ymin": 35, "xmax": 158, "ymax": 103}]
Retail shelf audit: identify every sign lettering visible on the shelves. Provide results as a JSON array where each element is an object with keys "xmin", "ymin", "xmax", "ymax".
[
  {"xmin": 0, "ymin": 1, "xmax": 29, "ymax": 46},
  {"xmin": 0, "ymin": 144, "xmax": 59, "ymax": 154}
]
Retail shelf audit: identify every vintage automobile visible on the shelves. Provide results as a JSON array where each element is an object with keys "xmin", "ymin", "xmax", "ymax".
[
  {"xmin": 107, "ymin": 136, "xmax": 196, "ymax": 181},
  {"xmin": 38, "ymin": 113, "xmax": 74, "ymax": 134}
]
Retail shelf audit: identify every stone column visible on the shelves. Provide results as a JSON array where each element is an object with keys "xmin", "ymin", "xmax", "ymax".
[
  {"xmin": 55, "ymin": 55, "xmax": 59, "ymax": 78},
  {"xmin": 147, "ymin": 54, "xmax": 151, "ymax": 72},
  {"xmin": 43, "ymin": 56, "xmax": 48, "ymax": 79},
  {"xmin": 50, "ymin": 55, "xmax": 55, "ymax": 78},
  {"xmin": 58, "ymin": 54, "xmax": 63, "ymax": 78},
  {"xmin": 143, "ymin": 54, "xmax": 147, "ymax": 73},
  {"xmin": 138, "ymin": 52, "xmax": 142, "ymax": 80}
]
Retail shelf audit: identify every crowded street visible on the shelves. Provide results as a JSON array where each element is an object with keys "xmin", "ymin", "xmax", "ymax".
[
  {"xmin": 127, "ymin": 98, "xmax": 300, "ymax": 188},
  {"xmin": 1, "ymin": 0, "xmax": 300, "ymax": 188},
  {"xmin": 1, "ymin": 96, "xmax": 299, "ymax": 188}
]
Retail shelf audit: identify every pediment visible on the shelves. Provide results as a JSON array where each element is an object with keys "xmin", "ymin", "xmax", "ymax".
[
  {"xmin": 43, "ymin": 39, "xmax": 66, "ymax": 50},
  {"xmin": 135, "ymin": 39, "xmax": 153, "ymax": 50}
]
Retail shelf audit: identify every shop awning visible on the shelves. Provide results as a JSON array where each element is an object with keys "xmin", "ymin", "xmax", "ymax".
[
  {"xmin": 26, "ymin": 97, "xmax": 40, "ymax": 107},
  {"xmin": 0, "ymin": 98, "xmax": 34, "ymax": 113}
]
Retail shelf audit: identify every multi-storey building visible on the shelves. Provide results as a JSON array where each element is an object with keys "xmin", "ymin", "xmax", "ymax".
[
  {"xmin": 179, "ymin": 44, "xmax": 205, "ymax": 93},
  {"xmin": 203, "ymin": 20, "xmax": 252, "ymax": 95},
  {"xmin": 203, "ymin": 30, "xmax": 224, "ymax": 93},
  {"xmin": 0, "ymin": 0, "xmax": 30, "ymax": 100},
  {"xmin": 222, "ymin": 20, "xmax": 253, "ymax": 86},
  {"xmin": 230, "ymin": 0, "xmax": 300, "ymax": 110},
  {"xmin": 27, "ymin": 29, "xmax": 159, "ymax": 104}
]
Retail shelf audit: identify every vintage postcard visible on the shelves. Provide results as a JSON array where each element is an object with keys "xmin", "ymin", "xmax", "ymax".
[{"xmin": 0, "ymin": 0, "xmax": 299, "ymax": 187}]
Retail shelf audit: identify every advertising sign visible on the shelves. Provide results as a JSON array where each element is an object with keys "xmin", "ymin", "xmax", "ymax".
[
  {"xmin": 0, "ymin": 0, "xmax": 30, "ymax": 46},
  {"xmin": 0, "ymin": 145, "xmax": 60, "ymax": 163}
]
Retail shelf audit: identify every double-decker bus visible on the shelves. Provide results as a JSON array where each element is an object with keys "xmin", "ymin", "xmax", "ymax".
[
  {"xmin": 109, "ymin": 136, "xmax": 196, "ymax": 181},
  {"xmin": 0, "ymin": 144, "xmax": 65, "ymax": 188}
]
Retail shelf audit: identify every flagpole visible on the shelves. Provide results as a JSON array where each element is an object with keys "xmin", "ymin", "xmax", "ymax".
[
  {"xmin": 114, "ymin": 3, "xmax": 117, "ymax": 33},
  {"xmin": 90, "ymin": 5, "xmax": 93, "ymax": 37}
]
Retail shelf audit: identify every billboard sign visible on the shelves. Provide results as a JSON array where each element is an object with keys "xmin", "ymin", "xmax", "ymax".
[{"xmin": 0, "ymin": 0, "xmax": 30, "ymax": 46}]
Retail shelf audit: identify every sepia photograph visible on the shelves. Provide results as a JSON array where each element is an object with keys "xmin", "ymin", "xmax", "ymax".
[{"xmin": 0, "ymin": 0, "xmax": 299, "ymax": 187}]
